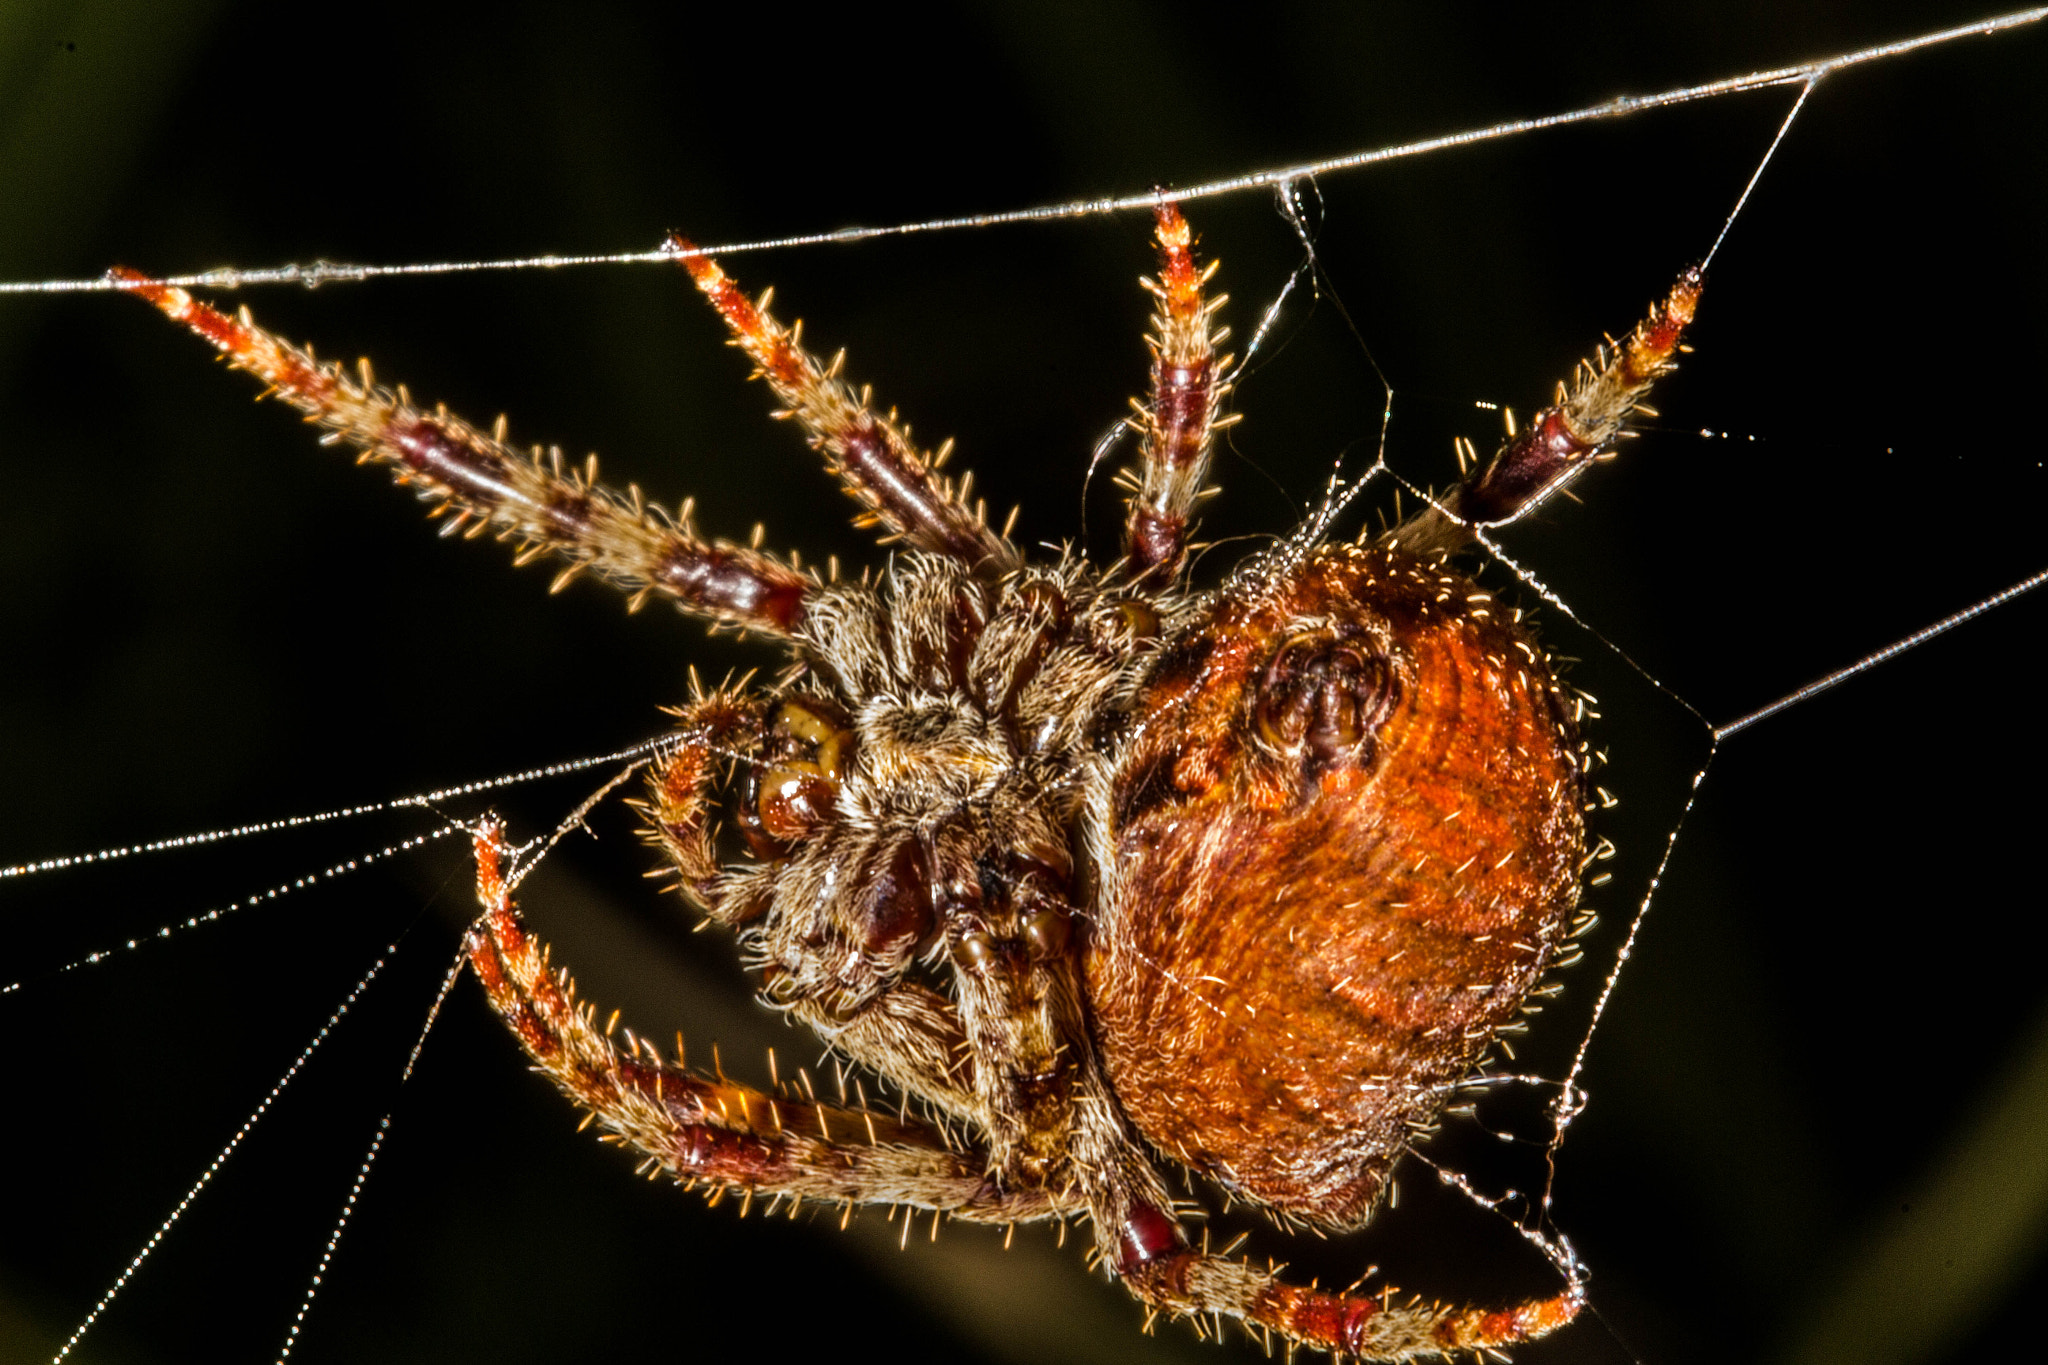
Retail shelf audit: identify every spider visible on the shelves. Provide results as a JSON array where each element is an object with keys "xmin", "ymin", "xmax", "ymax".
[{"xmin": 113, "ymin": 200, "xmax": 1696, "ymax": 1360}]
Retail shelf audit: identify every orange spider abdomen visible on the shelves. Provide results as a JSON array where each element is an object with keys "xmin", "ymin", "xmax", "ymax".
[{"xmin": 1088, "ymin": 543, "xmax": 1585, "ymax": 1228}]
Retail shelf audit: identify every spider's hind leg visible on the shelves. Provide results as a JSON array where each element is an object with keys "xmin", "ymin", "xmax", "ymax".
[
  {"xmin": 1108, "ymin": 1203, "xmax": 1582, "ymax": 1360},
  {"xmin": 1387, "ymin": 268, "xmax": 1702, "ymax": 554},
  {"xmin": 1121, "ymin": 200, "xmax": 1235, "ymax": 583}
]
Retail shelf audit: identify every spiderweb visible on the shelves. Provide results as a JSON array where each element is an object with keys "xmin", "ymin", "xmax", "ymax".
[{"xmin": 1, "ymin": 7, "xmax": 2043, "ymax": 1365}]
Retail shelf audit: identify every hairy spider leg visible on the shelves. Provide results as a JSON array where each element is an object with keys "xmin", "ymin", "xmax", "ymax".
[
  {"xmin": 670, "ymin": 237, "xmax": 1018, "ymax": 573},
  {"xmin": 1115, "ymin": 1216, "xmax": 1582, "ymax": 1359},
  {"xmin": 1390, "ymin": 268, "xmax": 1703, "ymax": 553},
  {"xmin": 110, "ymin": 268, "xmax": 813, "ymax": 634},
  {"xmin": 466, "ymin": 818, "xmax": 1076, "ymax": 1224},
  {"xmin": 1122, "ymin": 1236, "xmax": 1581, "ymax": 1358},
  {"xmin": 1123, "ymin": 201, "xmax": 1234, "ymax": 581}
]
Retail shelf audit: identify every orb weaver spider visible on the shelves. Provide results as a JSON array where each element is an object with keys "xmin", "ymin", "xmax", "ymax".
[{"xmin": 114, "ymin": 200, "xmax": 1694, "ymax": 1358}]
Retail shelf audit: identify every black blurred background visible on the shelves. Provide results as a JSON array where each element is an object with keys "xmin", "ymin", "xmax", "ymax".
[{"xmin": 2, "ymin": 4, "xmax": 2044, "ymax": 1363}]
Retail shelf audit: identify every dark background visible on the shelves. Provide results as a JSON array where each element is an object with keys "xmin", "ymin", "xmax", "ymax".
[{"xmin": 1, "ymin": 3, "xmax": 2044, "ymax": 1363}]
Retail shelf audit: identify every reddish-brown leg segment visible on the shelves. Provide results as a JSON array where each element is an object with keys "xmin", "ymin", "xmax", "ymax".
[
  {"xmin": 112, "ymin": 270, "xmax": 812, "ymax": 635},
  {"xmin": 1113, "ymin": 1223, "xmax": 1582, "ymax": 1359},
  {"xmin": 673, "ymin": 239, "xmax": 1017, "ymax": 573},
  {"xmin": 1391, "ymin": 268, "xmax": 1702, "ymax": 553},
  {"xmin": 466, "ymin": 819, "xmax": 1071, "ymax": 1224},
  {"xmin": 1122, "ymin": 201, "xmax": 1233, "ymax": 581}
]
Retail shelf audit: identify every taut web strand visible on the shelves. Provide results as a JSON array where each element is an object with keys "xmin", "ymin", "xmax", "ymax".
[
  {"xmin": 1, "ymin": 735, "xmax": 674, "ymax": 882},
  {"xmin": 1714, "ymin": 564, "xmax": 2048, "ymax": 740},
  {"xmin": 50, "ymin": 953, "xmax": 394, "ymax": 1365},
  {"xmin": 1, "ymin": 828, "xmax": 452, "ymax": 996},
  {"xmin": 0, "ymin": 7, "xmax": 2038, "ymax": 297},
  {"xmin": 275, "ymin": 937, "xmax": 474, "ymax": 1364}
]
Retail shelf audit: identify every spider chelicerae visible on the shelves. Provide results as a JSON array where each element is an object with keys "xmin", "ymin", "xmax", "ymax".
[{"xmin": 114, "ymin": 201, "xmax": 1696, "ymax": 1360}]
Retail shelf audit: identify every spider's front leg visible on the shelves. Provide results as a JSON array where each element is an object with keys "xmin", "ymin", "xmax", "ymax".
[
  {"xmin": 112, "ymin": 269, "xmax": 814, "ymax": 634},
  {"xmin": 463, "ymin": 816, "xmax": 1074, "ymax": 1226},
  {"xmin": 672, "ymin": 239, "xmax": 1016, "ymax": 573}
]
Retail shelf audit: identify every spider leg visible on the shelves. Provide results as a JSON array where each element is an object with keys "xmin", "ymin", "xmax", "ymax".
[
  {"xmin": 1122, "ymin": 201, "xmax": 1234, "ymax": 582},
  {"xmin": 670, "ymin": 238, "xmax": 1017, "ymax": 573},
  {"xmin": 111, "ymin": 269, "xmax": 813, "ymax": 635},
  {"xmin": 466, "ymin": 818, "xmax": 1073, "ymax": 1224},
  {"xmin": 1388, "ymin": 268, "xmax": 1703, "ymax": 553},
  {"xmin": 1103, "ymin": 1199, "xmax": 1581, "ymax": 1360}
]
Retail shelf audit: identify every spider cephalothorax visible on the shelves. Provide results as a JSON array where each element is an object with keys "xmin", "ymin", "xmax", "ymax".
[{"xmin": 116, "ymin": 203, "xmax": 1696, "ymax": 1359}]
